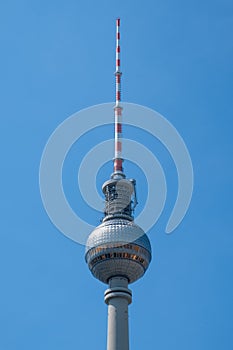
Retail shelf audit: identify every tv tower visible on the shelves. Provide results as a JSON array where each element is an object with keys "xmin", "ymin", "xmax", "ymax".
[{"xmin": 85, "ymin": 19, "xmax": 152, "ymax": 350}]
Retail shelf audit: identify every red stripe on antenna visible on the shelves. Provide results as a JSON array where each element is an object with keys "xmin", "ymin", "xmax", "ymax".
[
  {"xmin": 114, "ymin": 159, "xmax": 123, "ymax": 172},
  {"xmin": 116, "ymin": 124, "xmax": 122, "ymax": 133}
]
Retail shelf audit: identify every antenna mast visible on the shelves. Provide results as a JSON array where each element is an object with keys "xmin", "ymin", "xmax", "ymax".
[{"xmin": 113, "ymin": 18, "xmax": 124, "ymax": 178}]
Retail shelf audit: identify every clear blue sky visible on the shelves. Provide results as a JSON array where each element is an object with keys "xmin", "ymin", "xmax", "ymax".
[{"xmin": 0, "ymin": 0, "xmax": 233, "ymax": 349}]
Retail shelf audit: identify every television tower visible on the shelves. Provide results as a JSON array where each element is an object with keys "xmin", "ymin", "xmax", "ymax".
[{"xmin": 85, "ymin": 19, "xmax": 152, "ymax": 350}]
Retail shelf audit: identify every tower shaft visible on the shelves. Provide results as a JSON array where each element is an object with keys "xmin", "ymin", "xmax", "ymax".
[{"xmin": 105, "ymin": 277, "xmax": 132, "ymax": 350}]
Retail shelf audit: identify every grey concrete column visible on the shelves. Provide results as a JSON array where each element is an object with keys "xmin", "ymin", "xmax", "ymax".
[{"xmin": 104, "ymin": 277, "xmax": 132, "ymax": 350}]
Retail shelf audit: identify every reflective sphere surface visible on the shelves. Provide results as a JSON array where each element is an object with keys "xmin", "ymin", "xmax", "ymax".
[{"xmin": 85, "ymin": 219, "xmax": 152, "ymax": 284}]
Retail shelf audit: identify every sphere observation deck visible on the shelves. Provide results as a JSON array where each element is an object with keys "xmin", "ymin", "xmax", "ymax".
[{"xmin": 85, "ymin": 218, "xmax": 152, "ymax": 284}]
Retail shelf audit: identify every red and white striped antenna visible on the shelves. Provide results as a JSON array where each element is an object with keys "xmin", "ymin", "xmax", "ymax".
[{"xmin": 112, "ymin": 18, "xmax": 125, "ymax": 179}]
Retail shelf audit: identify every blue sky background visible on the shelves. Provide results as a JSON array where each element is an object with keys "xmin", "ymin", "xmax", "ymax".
[{"xmin": 1, "ymin": 0, "xmax": 233, "ymax": 349}]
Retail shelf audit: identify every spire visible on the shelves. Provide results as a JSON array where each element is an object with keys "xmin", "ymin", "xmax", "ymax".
[
  {"xmin": 101, "ymin": 18, "xmax": 138, "ymax": 222},
  {"xmin": 113, "ymin": 18, "xmax": 124, "ymax": 179}
]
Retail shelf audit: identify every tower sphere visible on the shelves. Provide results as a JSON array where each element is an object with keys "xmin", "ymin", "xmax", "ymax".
[{"xmin": 85, "ymin": 218, "xmax": 152, "ymax": 284}]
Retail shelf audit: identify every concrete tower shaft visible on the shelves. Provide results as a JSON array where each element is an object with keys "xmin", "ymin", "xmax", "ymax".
[{"xmin": 105, "ymin": 277, "xmax": 132, "ymax": 350}]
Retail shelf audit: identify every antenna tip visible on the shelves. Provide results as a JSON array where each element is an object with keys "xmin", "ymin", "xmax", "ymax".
[{"xmin": 116, "ymin": 18, "xmax": 120, "ymax": 26}]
